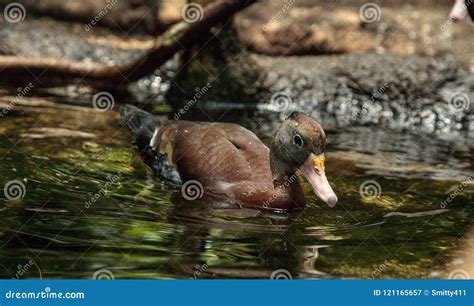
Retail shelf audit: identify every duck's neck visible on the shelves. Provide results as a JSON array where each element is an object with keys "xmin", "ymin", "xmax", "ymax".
[
  {"xmin": 269, "ymin": 152, "xmax": 305, "ymax": 209},
  {"xmin": 270, "ymin": 152, "xmax": 298, "ymax": 188}
]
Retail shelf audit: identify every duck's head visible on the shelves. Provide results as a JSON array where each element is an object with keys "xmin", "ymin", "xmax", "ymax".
[{"xmin": 270, "ymin": 112, "xmax": 338, "ymax": 207}]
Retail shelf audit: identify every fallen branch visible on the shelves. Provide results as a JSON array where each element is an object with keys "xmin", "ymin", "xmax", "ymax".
[
  {"xmin": 0, "ymin": 0, "xmax": 257, "ymax": 86},
  {"xmin": 0, "ymin": 0, "xmax": 161, "ymax": 34}
]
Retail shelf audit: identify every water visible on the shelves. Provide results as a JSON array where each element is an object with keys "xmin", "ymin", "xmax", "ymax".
[{"xmin": 0, "ymin": 104, "xmax": 472, "ymax": 279}]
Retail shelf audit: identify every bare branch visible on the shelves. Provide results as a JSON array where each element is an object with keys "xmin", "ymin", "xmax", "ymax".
[{"xmin": 0, "ymin": 0, "xmax": 257, "ymax": 86}]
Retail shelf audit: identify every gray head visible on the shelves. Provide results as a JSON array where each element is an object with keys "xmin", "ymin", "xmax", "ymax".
[{"xmin": 270, "ymin": 112, "xmax": 337, "ymax": 207}]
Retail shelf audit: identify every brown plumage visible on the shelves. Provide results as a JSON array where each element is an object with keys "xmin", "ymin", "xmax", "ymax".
[{"xmin": 121, "ymin": 105, "xmax": 337, "ymax": 211}]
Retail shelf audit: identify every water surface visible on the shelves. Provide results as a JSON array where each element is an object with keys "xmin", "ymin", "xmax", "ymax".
[{"xmin": 0, "ymin": 104, "xmax": 472, "ymax": 279}]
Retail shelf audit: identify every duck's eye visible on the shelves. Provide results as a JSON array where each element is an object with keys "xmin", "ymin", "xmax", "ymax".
[{"xmin": 293, "ymin": 134, "xmax": 304, "ymax": 147}]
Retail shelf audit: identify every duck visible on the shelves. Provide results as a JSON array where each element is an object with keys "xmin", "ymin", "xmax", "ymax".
[
  {"xmin": 121, "ymin": 105, "xmax": 337, "ymax": 211},
  {"xmin": 449, "ymin": 0, "xmax": 474, "ymax": 21}
]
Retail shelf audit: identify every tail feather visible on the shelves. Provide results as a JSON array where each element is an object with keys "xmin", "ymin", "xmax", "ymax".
[
  {"xmin": 121, "ymin": 105, "xmax": 182, "ymax": 186},
  {"xmin": 121, "ymin": 105, "xmax": 160, "ymax": 150}
]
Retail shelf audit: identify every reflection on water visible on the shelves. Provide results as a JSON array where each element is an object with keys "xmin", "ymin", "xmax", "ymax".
[{"xmin": 0, "ymin": 105, "xmax": 472, "ymax": 279}]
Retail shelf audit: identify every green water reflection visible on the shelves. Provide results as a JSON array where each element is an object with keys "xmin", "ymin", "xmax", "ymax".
[{"xmin": 0, "ymin": 108, "xmax": 472, "ymax": 279}]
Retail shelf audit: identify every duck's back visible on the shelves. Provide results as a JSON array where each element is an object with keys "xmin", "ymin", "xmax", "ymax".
[
  {"xmin": 121, "ymin": 105, "xmax": 274, "ymax": 201},
  {"xmin": 154, "ymin": 120, "xmax": 273, "ymax": 190}
]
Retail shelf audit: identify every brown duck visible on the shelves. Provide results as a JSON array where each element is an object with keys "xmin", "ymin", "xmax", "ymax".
[{"xmin": 121, "ymin": 105, "xmax": 337, "ymax": 211}]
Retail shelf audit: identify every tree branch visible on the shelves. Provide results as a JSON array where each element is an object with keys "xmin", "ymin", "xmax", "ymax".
[{"xmin": 0, "ymin": 0, "xmax": 257, "ymax": 86}]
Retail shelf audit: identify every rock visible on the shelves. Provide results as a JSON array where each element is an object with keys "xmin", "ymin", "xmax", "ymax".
[
  {"xmin": 0, "ymin": 19, "xmax": 148, "ymax": 65},
  {"xmin": 234, "ymin": 0, "xmax": 473, "ymax": 66},
  {"xmin": 0, "ymin": 1, "xmax": 471, "ymax": 136},
  {"xmin": 168, "ymin": 26, "xmax": 473, "ymax": 136}
]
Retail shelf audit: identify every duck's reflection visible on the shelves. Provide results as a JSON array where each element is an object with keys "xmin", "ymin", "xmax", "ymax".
[
  {"xmin": 164, "ymin": 202, "xmax": 330, "ymax": 279},
  {"xmin": 298, "ymin": 245, "xmax": 331, "ymax": 279}
]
